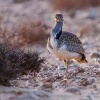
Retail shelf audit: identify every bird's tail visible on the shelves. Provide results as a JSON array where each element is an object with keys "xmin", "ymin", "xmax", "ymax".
[{"xmin": 78, "ymin": 53, "xmax": 88, "ymax": 63}]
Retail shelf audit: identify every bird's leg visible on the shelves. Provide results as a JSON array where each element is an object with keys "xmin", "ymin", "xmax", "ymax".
[
  {"xmin": 63, "ymin": 59, "xmax": 69, "ymax": 74},
  {"xmin": 64, "ymin": 59, "xmax": 69, "ymax": 73},
  {"xmin": 57, "ymin": 58, "xmax": 66, "ymax": 70}
]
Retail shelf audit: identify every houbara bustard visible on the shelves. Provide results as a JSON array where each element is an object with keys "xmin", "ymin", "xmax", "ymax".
[{"xmin": 47, "ymin": 14, "xmax": 87, "ymax": 72}]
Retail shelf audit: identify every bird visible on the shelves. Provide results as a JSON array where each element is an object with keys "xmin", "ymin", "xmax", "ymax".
[{"xmin": 46, "ymin": 13, "xmax": 88, "ymax": 73}]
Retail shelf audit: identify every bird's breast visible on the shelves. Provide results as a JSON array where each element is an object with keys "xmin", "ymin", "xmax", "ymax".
[
  {"xmin": 48, "ymin": 38, "xmax": 82, "ymax": 61},
  {"xmin": 50, "ymin": 38, "xmax": 58, "ymax": 49}
]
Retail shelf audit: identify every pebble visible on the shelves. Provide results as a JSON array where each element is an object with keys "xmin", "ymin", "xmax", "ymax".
[
  {"xmin": 91, "ymin": 53, "xmax": 100, "ymax": 58},
  {"xmin": 65, "ymin": 87, "xmax": 81, "ymax": 95},
  {"xmin": 44, "ymin": 77, "xmax": 55, "ymax": 82},
  {"xmin": 82, "ymin": 94, "xmax": 95, "ymax": 100},
  {"xmin": 41, "ymin": 82, "xmax": 53, "ymax": 89},
  {"xmin": 79, "ymin": 78, "xmax": 90, "ymax": 86}
]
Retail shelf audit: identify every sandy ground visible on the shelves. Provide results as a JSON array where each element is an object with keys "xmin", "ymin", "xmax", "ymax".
[{"xmin": 0, "ymin": 0, "xmax": 100, "ymax": 100}]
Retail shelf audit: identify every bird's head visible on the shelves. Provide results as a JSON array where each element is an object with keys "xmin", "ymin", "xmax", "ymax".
[{"xmin": 55, "ymin": 14, "xmax": 64, "ymax": 23}]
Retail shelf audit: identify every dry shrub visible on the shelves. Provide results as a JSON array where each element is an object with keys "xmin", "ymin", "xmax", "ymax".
[
  {"xmin": 0, "ymin": 17, "xmax": 49, "ymax": 47},
  {"xmin": 78, "ymin": 25, "xmax": 92, "ymax": 37},
  {"xmin": 78, "ymin": 22, "xmax": 98, "ymax": 37},
  {"xmin": 13, "ymin": 0, "xmax": 32, "ymax": 3},
  {"xmin": 14, "ymin": 21, "xmax": 49, "ymax": 47},
  {"xmin": 0, "ymin": 43, "xmax": 45, "ymax": 86},
  {"xmin": 53, "ymin": 0, "xmax": 100, "ymax": 10}
]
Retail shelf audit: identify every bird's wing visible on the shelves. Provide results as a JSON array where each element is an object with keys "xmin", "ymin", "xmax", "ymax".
[
  {"xmin": 68, "ymin": 43, "xmax": 84, "ymax": 54},
  {"xmin": 60, "ymin": 43, "xmax": 85, "ymax": 54},
  {"xmin": 60, "ymin": 31, "xmax": 82, "ymax": 44}
]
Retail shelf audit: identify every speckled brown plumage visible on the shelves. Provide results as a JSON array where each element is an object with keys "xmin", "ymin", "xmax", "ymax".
[
  {"xmin": 57, "ymin": 31, "xmax": 85, "ymax": 54},
  {"xmin": 59, "ymin": 31, "xmax": 82, "ymax": 44}
]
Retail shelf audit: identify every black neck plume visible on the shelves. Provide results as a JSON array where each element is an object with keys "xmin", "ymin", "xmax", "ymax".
[
  {"xmin": 55, "ymin": 28, "xmax": 62, "ymax": 39},
  {"xmin": 52, "ymin": 22, "xmax": 63, "ymax": 40}
]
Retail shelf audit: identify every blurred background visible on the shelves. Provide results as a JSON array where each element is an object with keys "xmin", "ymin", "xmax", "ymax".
[{"xmin": 0, "ymin": 0, "xmax": 100, "ymax": 100}]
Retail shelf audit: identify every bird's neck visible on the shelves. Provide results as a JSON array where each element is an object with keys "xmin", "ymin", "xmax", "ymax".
[{"xmin": 51, "ymin": 22, "xmax": 63, "ymax": 39}]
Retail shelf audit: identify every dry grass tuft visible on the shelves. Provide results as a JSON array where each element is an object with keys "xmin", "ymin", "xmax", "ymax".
[
  {"xmin": 0, "ymin": 17, "xmax": 49, "ymax": 47},
  {"xmin": 53, "ymin": 0, "xmax": 100, "ymax": 10},
  {"xmin": 14, "ymin": 21, "xmax": 49, "ymax": 47},
  {"xmin": 0, "ymin": 43, "xmax": 45, "ymax": 86}
]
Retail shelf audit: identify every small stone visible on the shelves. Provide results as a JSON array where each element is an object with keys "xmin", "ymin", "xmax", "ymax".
[
  {"xmin": 60, "ymin": 79, "xmax": 68, "ymax": 86},
  {"xmin": 82, "ymin": 94, "xmax": 95, "ymax": 100},
  {"xmin": 41, "ymin": 82, "xmax": 53, "ymax": 89},
  {"xmin": 98, "ymin": 60, "xmax": 100, "ymax": 63},
  {"xmin": 76, "ymin": 67, "xmax": 85, "ymax": 73},
  {"xmin": 91, "ymin": 53, "xmax": 100, "ymax": 58},
  {"xmin": 88, "ymin": 78, "xmax": 95, "ymax": 84},
  {"xmin": 65, "ymin": 87, "xmax": 81, "ymax": 95},
  {"xmin": 43, "ymin": 67, "xmax": 48, "ymax": 71},
  {"xmin": 55, "ymin": 75, "xmax": 63, "ymax": 80},
  {"xmin": 79, "ymin": 78, "xmax": 90, "ymax": 86},
  {"xmin": 93, "ymin": 83, "xmax": 100, "ymax": 90},
  {"xmin": 95, "ymin": 71, "xmax": 100, "ymax": 75},
  {"xmin": 44, "ymin": 77, "xmax": 54, "ymax": 82}
]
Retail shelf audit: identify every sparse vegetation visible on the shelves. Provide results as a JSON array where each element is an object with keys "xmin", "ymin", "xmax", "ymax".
[
  {"xmin": 53, "ymin": 0, "xmax": 100, "ymax": 10},
  {"xmin": 0, "ymin": 17, "xmax": 49, "ymax": 47},
  {"xmin": 0, "ymin": 43, "xmax": 45, "ymax": 86},
  {"xmin": 15, "ymin": 21, "xmax": 49, "ymax": 47}
]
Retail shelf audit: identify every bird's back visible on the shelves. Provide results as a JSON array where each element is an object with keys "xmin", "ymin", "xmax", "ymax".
[
  {"xmin": 57, "ymin": 31, "xmax": 85, "ymax": 54},
  {"xmin": 59, "ymin": 31, "xmax": 82, "ymax": 45}
]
